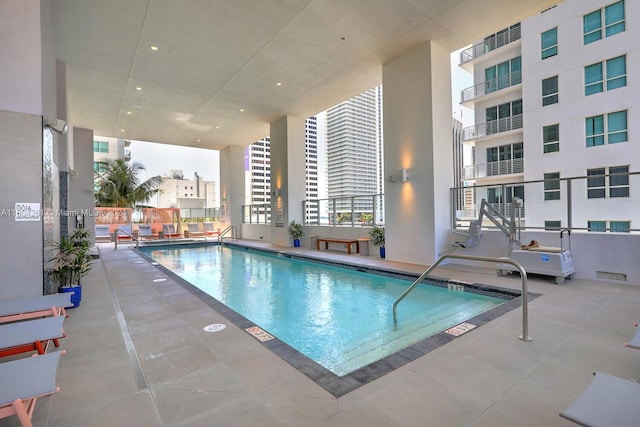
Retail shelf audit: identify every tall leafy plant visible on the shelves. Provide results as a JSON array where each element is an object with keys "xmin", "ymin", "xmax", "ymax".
[
  {"xmin": 50, "ymin": 229, "xmax": 93, "ymax": 288},
  {"xmin": 94, "ymin": 159, "xmax": 162, "ymax": 208}
]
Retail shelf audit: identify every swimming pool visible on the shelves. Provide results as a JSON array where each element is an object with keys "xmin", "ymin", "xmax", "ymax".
[{"xmin": 141, "ymin": 243, "xmax": 517, "ymax": 381}]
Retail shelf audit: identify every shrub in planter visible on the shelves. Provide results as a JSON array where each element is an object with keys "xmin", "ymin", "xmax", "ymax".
[
  {"xmin": 49, "ymin": 229, "xmax": 92, "ymax": 307},
  {"xmin": 369, "ymin": 226, "xmax": 385, "ymax": 258},
  {"xmin": 288, "ymin": 221, "xmax": 304, "ymax": 247}
]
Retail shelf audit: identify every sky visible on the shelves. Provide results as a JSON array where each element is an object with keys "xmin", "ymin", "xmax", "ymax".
[{"xmin": 130, "ymin": 49, "xmax": 473, "ymax": 188}]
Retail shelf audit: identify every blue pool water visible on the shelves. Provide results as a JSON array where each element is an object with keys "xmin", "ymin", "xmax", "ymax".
[{"xmin": 142, "ymin": 244, "xmax": 506, "ymax": 376}]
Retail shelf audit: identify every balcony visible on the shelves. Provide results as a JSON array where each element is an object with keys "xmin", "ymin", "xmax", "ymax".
[
  {"xmin": 461, "ymin": 70, "xmax": 521, "ymax": 103},
  {"xmin": 459, "ymin": 25, "xmax": 521, "ymax": 66},
  {"xmin": 462, "ymin": 114, "xmax": 523, "ymax": 142},
  {"xmin": 464, "ymin": 158, "xmax": 524, "ymax": 180}
]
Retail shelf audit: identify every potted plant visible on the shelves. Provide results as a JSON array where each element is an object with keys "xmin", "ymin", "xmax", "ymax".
[
  {"xmin": 369, "ymin": 226, "xmax": 385, "ymax": 258},
  {"xmin": 288, "ymin": 220, "xmax": 304, "ymax": 247},
  {"xmin": 49, "ymin": 228, "xmax": 92, "ymax": 307}
]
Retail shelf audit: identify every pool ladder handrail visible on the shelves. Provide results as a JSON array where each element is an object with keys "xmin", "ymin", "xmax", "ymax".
[
  {"xmin": 217, "ymin": 225, "xmax": 238, "ymax": 244},
  {"xmin": 114, "ymin": 229, "xmax": 139, "ymax": 250},
  {"xmin": 393, "ymin": 253, "xmax": 531, "ymax": 341}
]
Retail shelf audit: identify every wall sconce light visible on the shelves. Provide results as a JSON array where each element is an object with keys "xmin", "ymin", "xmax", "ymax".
[
  {"xmin": 45, "ymin": 118, "xmax": 68, "ymax": 134},
  {"xmin": 401, "ymin": 168, "xmax": 409, "ymax": 183}
]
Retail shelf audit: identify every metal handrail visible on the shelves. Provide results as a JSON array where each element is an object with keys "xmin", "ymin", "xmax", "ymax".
[
  {"xmin": 114, "ymin": 229, "xmax": 139, "ymax": 250},
  {"xmin": 393, "ymin": 253, "xmax": 530, "ymax": 341},
  {"xmin": 217, "ymin": 225, "xmax": 237, "ymax": 244}
]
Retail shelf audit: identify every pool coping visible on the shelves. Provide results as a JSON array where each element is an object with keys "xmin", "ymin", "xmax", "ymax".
[{"xmin": 136, "ymin": 243, "xmax": 540, "ymax": 398}]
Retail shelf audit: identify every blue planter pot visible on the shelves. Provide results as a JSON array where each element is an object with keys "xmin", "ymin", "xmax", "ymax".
[
  {"xmin": 59, "ymin": 285, "xmax": 82, "ymax": 308},
  {"xmin": 379, "ymin": 247, "xmax": 385, "ymax": 258},
  {"xmin": 293, "ymin": 239, "xmax": 300, "ymax": 247}
]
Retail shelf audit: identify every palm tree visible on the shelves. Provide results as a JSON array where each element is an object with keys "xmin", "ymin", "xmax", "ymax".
[{"xmin": 94, "ymin": 159, "xmax": 162, "ymax": 208}]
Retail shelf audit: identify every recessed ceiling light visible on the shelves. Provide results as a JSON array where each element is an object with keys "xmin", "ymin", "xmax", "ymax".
[
  {"xmin": 136, "ymin": 86, "xmax": 142, "ymax": 91},
  {"xmin": 196, "ymin": 139, "xmax": 201, "ymax": 142},
  {"xmin": 150, "ymin": 45, "xmax": 159, "ymax": 51},
  {"xmin": 215, "ymin": 126, "xmax": 220, "ymax": 129},
  {"xmin": 126, "ymin": 111, "xmax": 132, "ymax": 115},
  {"xmin": 239, "ymin": 108, "xmax": 245, "ymax": 112},
  {"xmin": 276, "ymin": 82, "xmax": 282, "ymax": 86},
  {"xmin": 120, "ymin": 129, "xmax": 125, "ymax": 132},
  {"xmin": 340, "ymin": 35, "xmax": 347, "ymax": 41}
]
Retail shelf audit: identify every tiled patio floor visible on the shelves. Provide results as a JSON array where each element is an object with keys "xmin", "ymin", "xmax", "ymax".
[{"xmin": 6, "ymin": 240, "xmax": 640, "ymax": 427}]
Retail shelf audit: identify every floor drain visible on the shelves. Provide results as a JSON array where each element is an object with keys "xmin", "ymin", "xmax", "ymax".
[{"xmin": 203, "ymin": 324, "xmax": 226, "ymax": 333}]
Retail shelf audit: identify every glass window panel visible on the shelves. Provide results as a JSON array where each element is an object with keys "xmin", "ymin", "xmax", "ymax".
[
  {"xmin": 544, "ymin": 143, "xmax": 559, "ymax": 153},
  {"xmin": 541, "ymin": 28, "xmax": 557, "ymax": 59},
  {"xmin": 605, "ymin": 1, "xmax": 625, "ymax": 36},
  {"xmin": 606, "ymin": 56, "xmax": 626, "ymax": 90},
  {"xmin": 586, "ymin": 116, "xmax": 605, "ymax": 147},
  {"xmin": 610, "ymin": 221, "xmax": 630, "ymax": 232},
  {"xmin": 513, "ymin": 143, "xmax": 523, "ymax": 159},
  {"xmin": 588, "ymin": 221, "xmax": 606, "ymax": 232},
  {"xmin": 610, "ymin": 187, "xmax": 629, "ymax": 197},
  {"xmin": 584, "ymin": 63, "xmax": 603, "ymax": 95},
  {"xmin": 583, "ymin": 10, "xmax": 602, "ymax": 44},
  {"xmin": 543, "ymin": 124, "xmax": 559, "ymax": 141},
  {"xmin": 608, "ymin": 111, "xmax": 627, "ymax": 143},
  {"xmin": 486, "ymin": 107, "xmax": 497, "ymax": 122},
  {"xmin": 512, "ymin": 100, "xmax": 523, "ymax": 116},
  {"xmin": 545, "ymin": 221, "xmax": 562, "ymax": 230},
  {"xmin": 609, "ymin": 165, "xmax": 629, "ymax": 186},
  {"xmin": 542, "ymin": 76, "xmax": 559, "ymax": 106}
]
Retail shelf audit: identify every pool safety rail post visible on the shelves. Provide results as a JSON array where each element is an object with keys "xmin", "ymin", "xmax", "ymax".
[{"xmin": 393, "ymin": 254, "xmax": 531, "ymax": 341}]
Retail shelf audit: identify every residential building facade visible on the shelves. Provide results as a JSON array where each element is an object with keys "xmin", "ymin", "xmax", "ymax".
[
  {"xmin": 458, "ymin": 0, "xmax": 638, "ymax": 233},
  {"xmin": 157, "ymin": 170, "xmax": 216, "ymax": 209}
]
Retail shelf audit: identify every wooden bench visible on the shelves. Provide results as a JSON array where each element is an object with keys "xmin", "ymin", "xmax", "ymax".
[{"xmin": 316, "ymin": 238, "xmax": 361, "ymax": 254}]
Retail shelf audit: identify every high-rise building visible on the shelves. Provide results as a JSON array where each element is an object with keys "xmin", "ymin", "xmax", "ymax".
[
  {"xmin": 325, "ymin": 85, "xmax": 383, "ymax": 222},
  {"xmin": 245, "ymin": 117, "xmax": 319, "ymax": 221},
  {"xmin": 458, "ymin": 0, "xmax": 637, "ymax": 232}
]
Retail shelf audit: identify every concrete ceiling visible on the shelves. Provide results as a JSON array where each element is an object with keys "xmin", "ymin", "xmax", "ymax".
[{"xmin": 51, "ymin": 0, "xmax": 560, "ymax": 150}]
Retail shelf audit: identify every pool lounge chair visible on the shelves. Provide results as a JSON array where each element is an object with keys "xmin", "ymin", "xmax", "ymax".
[
  {"xmin": 560, "ymin": 372, "xmax": 640, "ymax": 427},
  {"xmin": 138, "ymin": 224, "xmax": 157, "ymax": 240},
  {"xmin": 0, "ymin": 293, "xmax": 73, "ymax": 324},
  {"xmin": 94, "ymin": 225, "xmax": 111, "ymax": 242},
  {"xmin": 0, "ymin": 316, "xmax": 65, "ymax": 358},
  {"xmin": 625, "ymin": 323, "xmax": 640, "ymax": 350},
  {"xmin": 162, "ymin": 224, "xmax": 182, "ymax": 239},
  {"xmin": 0, "ymin": 351, "xmax": 63, "ymax": 427},
  {"xmin": 203, "ymin": 222, "xmax": 220, "ymax": 237},
  {"xmin": 116, "ymin": 224, "xmax": 133, "ymax": 240},
  {"xmin": 186, "ymin": 223, "xmax": 206, "ymax": 237}
]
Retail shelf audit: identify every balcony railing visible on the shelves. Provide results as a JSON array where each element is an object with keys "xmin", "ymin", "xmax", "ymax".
[
  {"xmin": 464, "ymin": 158, "xmax": 524, "ymax": 180},
  {"xmin": 462, "ymin": 114, "xmax": 523, "ymax": 142},
  {"xmin": 461, "ymin": 70, "xmax": 522, "ymax": 103},
  {"xmin": 460, "ymin": 25, "xmax": 521, "ymax": 65}
]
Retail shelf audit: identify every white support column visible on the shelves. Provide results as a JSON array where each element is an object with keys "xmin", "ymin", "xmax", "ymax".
[
  {"xmin": 382, "ymin": 41, "xmax": 453, "ymax": 264},
  {"xmin": 219, "ymin": 145, "xmax": 246, "ymax": 230},
  {"xmin": 269, "ymin": 115, "xmax": 306, "ymax": 246}
]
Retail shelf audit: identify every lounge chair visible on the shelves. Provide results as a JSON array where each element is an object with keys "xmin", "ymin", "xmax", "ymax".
[
  {"xmin": 0, "ymin": 351, "xmax": 63, "ymax": 427},
  {"xmin": 625, "ymin": 323, "xmax": 640, "ymax": 350},
  {"xmin": 138, "ymin": 224, "xmax": 157, "ymax": 240},
  {"xmin": 94, "ymin": 225, "xmax": 111, "ymax": 242},
  {"xmin": 186, "ymin": 223, "xmax": 206, "ymax": 237},
  {"xmin": 116, "ymin": 224, "xmax": 132, "ymax": 240},
  {"xmin": 162, "ymin": 224, "xmax": 182, "ymax": 239},
  {"xmin": 0, "ymin": 316, "xmax": 65, "ymax": 358},
  {"xmin": 560, "ymin": 372, "xmax": 640, "ymax": 427},
  {"xmin": 0, "ymin": 293, "xmax": 73, "ymax": 324},
  {"xmin": 203, "ymin": 222, "xmax": 220, "ymax": 237}
]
